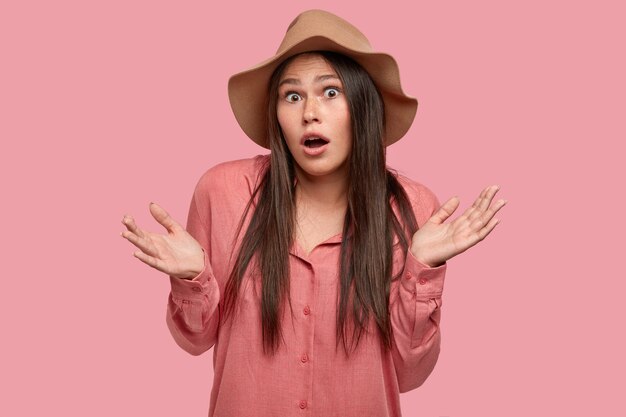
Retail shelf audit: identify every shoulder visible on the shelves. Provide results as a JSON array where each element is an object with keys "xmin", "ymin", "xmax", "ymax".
[
  {"xmin": 390, "ymin": 169, "xmax": 442, "ymax": 226},
  {"xmin": 193, "ymin": 154, "xmax": 269, "ymax": 198}
]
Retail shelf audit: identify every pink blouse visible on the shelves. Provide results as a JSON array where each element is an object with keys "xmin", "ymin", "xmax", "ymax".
[{"xmin": 166, "ymin": 155, "xmax": 447, "ymax": 417}]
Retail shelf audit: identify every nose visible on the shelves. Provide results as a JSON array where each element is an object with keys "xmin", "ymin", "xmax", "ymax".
[{"xmin": 302, "ymin": 97, "xmax": 320, "ymax": 124}]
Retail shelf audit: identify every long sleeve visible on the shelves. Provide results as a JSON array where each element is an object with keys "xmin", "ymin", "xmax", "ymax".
[
  {"xmin": 389, "ymin": 178, "xmax": 447, "ymax": 393},
  {"xmin": 390, "ymin": 249, "xmax": 446, "ymax": 393},
  {"xmin": 165, "ymin": 186, "xmax": 221, "ymax": 356}
]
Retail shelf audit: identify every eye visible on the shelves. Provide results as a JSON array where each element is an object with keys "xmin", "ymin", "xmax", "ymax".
[
  {"xmin": 285, "ymin": 92, "xmax": 302, "ymax": 103},
  {"xmin": 324, "ymin": 87, "xmax": 341, "ymax": 98}
]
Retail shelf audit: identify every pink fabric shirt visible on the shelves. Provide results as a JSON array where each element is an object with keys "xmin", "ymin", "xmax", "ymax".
[{"xmin": 166, "ymin": 155, "xmax": 447, "ymax": 417}]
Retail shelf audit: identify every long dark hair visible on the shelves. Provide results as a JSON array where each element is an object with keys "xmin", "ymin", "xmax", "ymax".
[{"xmin": 220, "ymin": 51, "xmax": 419, "ymax": 357}]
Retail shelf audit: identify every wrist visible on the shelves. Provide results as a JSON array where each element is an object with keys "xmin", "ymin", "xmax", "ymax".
[{"xmin": 410, "ymin": 249, "xmax": 442, "ymax": 268}]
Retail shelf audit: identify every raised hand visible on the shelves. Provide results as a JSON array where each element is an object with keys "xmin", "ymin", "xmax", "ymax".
[
  {"xmin": 410, "ymin": 185, "xmax": 507, "ymax": 267},
  {"xmin": 120, "ymin": 202, "xmax": 205, "ymax": 280}
]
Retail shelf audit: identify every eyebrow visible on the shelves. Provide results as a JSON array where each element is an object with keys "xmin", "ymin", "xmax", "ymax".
[{"xmin": 278, "ymin": 74, "xmax": 340, "ymax": 88}]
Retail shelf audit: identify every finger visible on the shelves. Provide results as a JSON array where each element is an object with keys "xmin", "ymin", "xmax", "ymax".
[
  {"xmin": 470, "ymin": 199, "xmax": 506, "ymax": 234},
  {"xmin": 121, "ymin": 215, "xmax": 146, "ymax": 239},
  {"xmin": 475, "ymin": 217, "xmax": 500, "ymax": 242},
  {"xmin": 429, "ymin": 196, "xmax": 460, "ymax": 225},
  {"xmin": 121, "ymin": 229, "xmax": 158, "ymax": 258},
  {"xmin": 132, "ymin": 250, "xmax": 167, "ymax": 274},
  {"xmin": 149, "ymin": 202, "xmax": 183, "ymax": 234},
  {"xmin": 467, "ymin": 185, "xmax": 500, "ymax": 222},
  {"xmin": 478, "ymin": 185, "xmax": 500, "ymax": 212},
  {"xmin": 471, "ymin": 185, "xmax": 491, "ymax": 209}
]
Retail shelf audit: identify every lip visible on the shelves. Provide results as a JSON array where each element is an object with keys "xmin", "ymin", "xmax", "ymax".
[
  {"xmin": 300, "ymin": 132, "xmax": 330, "ymax": 156},
  {"xmin": 300, "ymin": 132, "xmax": 330, "ymax": 146}
]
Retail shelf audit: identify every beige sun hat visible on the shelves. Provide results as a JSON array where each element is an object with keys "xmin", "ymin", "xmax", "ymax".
[{"xmin": 227, "ymin": 9, "xmax": 418, "ymax": 149}]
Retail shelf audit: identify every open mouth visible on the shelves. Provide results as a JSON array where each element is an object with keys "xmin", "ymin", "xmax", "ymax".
[{"xmin": 304, "ymin": 137, "xmax": 329, "ymax": 148}]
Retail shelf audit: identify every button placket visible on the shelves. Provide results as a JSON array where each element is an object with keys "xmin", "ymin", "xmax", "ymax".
[{"xmin": 297, "ymin": 261, "xmax": 314, "ymax": 414}]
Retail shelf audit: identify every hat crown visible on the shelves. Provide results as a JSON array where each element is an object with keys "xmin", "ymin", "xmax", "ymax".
[{"xmin": 276, "ymin": 9, "xmax": 373, "ymax": 54}]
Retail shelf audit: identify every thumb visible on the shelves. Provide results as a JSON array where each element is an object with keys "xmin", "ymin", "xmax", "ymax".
[
  {"xmin": 149, "ymin": 202, "xmax": 182, "ymax": 234},
  {"xmin": 428, "ymin": 196, "xmax": 460, "ymax": 225}
]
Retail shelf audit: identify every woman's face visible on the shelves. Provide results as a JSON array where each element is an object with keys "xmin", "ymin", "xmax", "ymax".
[{"xmin": 276, "ymin": 53, "xmax": 352, "ymax": 182}]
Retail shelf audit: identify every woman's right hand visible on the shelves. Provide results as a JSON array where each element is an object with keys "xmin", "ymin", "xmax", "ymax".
[{"xmin": 121, "ymin": 202, "xmax": 205, "ymax": 280}]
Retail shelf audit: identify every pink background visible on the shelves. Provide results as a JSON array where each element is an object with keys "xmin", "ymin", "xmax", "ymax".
[{"xmin": 1, "ymin": 0, "xmax": 624, "ymax": 416}]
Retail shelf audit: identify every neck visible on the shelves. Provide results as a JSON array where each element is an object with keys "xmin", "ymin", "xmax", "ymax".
[{"xmin": 294, "ymin": 166, "xmax": 349, "ymax": 210}]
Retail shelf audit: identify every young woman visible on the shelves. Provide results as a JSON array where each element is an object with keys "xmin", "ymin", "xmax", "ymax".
[{"xmin": 121, "ymin": 10, "xmax": 505, "ymax": 417}]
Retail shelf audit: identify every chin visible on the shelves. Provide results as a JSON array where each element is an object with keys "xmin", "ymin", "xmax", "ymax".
[{"xmin": 296, "ymin": 160, "xmax": 347, "ymax": 179}]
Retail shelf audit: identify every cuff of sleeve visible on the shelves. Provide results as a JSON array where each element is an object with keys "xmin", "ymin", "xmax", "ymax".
[
  {"xmin": 169, "ymin": 248, "xmax": 214, "ymax": 298},
  {"xmin": 401, "ymin": 248, "xmax": 446, "ymax": 297}
]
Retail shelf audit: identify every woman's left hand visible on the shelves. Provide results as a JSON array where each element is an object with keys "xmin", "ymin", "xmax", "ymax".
[{"xmin": 410, "ymin": 185, "xmax": 507, "ymax": 267}]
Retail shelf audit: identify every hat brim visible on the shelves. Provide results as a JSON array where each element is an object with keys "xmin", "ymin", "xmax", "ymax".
[{"xmin": 228, "ymin": 36, "xmax": 417, "ymax": 149}]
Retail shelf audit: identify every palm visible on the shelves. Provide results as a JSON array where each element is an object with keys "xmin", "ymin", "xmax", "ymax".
[
  {"xmin": 411, "ymin": 185, "xmax": 506, "ymax": 267},
  {"xmin": 121, "ymin": 203, "xmax": 204, "ymax": 279}
]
